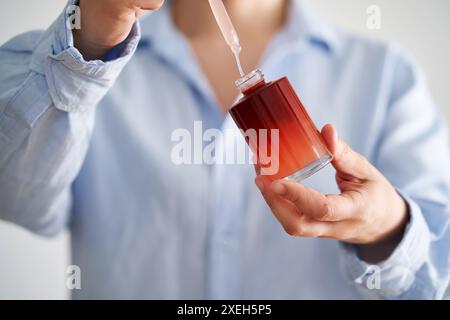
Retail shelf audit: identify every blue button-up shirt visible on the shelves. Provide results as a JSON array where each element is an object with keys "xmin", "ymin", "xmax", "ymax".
[{"xmin": 1, "ymin": 0, "xmax": 450, "ymax": 299}]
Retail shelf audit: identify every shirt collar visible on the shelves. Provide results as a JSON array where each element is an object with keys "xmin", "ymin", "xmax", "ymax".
[
  {"xmin": 139, "ymin": 4, "xmax": 221, "ymax": 109},
  {"xmin": 136, "ymin": 0, "xmax": 341, "ymax": 110},
  {"xmin": 288, "ymin": 0, "xmax": 341, "ymax": 53}
]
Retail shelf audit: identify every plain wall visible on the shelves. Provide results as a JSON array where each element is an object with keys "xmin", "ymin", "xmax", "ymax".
[{"xmin": 0, "ymin": 0, "xmax": 449, "ymax": 299}]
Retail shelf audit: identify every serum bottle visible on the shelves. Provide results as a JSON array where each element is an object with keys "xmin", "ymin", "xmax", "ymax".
[{"xmin": 208, "ymin": 0, "xmax": 332, "ymax": 181}]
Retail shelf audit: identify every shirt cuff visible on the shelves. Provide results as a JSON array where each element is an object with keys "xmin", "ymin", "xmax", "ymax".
[
  {"xmin": 29, "ymin": 0, "xmax": 141, "ymax": 113},
  {"xmin": 339, "ymin": 190, "xmax": 431, "ymax": 298}
]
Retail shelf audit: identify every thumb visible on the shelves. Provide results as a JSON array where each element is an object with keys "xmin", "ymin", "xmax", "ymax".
[{"xmin": 321, "ymin": 124, "xmax": 377, "ymax": 180}]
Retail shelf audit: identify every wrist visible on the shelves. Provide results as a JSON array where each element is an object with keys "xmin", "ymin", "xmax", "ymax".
[
  {"xmin": 73, "ymin": 2, "xmax": 135, "ymax": 60},
  {"xmin": 357, "ymin": 192, "xmax": 410, "ymax": 263},
  {"xmin": 73, "ymin": 26, "xmax": 132, "ymax": 61}
]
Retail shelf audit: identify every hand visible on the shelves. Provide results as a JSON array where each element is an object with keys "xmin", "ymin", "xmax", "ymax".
[
  {"xmin": 254, "ymin": 124, "xmax": 409, "ymax": 263},
  {"xmin": 73, "ymin": 0, "xmax": 165, "ymax": 60}
]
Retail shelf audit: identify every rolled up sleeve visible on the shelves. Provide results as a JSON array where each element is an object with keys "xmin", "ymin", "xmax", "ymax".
[
  {"xmin": 340, "ymin": 193, "xmax": 432, "ymax": 298},
  {"xmin": 0, "ymin": 0, "xmax": 141, "ymax": 235},
  {"xmin": 28, "ymin": 0, "xmax": 141, "ymax": 113}
]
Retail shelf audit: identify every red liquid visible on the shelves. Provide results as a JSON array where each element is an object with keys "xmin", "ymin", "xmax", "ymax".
[{"xmin": 229, "ymin": 77, "xmax": 332, "ymax": 181}]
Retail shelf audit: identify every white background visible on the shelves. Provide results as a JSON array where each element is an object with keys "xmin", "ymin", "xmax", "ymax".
[{"xmin": 0, "ymin": 0, "xmax": 449, "ymax": 299}]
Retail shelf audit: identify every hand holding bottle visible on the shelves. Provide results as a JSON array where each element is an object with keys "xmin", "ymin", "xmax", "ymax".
[{"xmin": 255, "ymin": 124, "xmax": 409, "ymax": 263}]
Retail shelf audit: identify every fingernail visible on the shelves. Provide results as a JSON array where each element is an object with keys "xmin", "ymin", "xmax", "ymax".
[
  {"xmin": 255, "ymin": 177, "xmax": 265, "ymax": 193},
  {"xmin": 271, "ymin": 181, "xmax": 286, "ymax": 195}
]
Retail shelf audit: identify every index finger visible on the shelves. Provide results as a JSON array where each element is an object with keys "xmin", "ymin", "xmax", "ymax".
[{"xmin": 270, "ymin": 179, "xmax": 356, "ymax": 222}]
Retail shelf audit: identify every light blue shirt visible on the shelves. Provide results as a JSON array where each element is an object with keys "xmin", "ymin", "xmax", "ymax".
[{"xmin": 1, "ymin": 0, "xmax": 450, "ymax": 299}]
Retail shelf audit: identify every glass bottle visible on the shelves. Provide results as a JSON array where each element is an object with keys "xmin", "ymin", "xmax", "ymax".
[{"xmin": 229, "ymin": 69, "xmax": 333, "ymax": 182}]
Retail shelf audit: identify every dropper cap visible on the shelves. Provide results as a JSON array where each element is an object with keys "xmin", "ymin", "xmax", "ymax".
[{"xmin": 235, "ymin": 69, "xmax": 265, "ymax": 94}]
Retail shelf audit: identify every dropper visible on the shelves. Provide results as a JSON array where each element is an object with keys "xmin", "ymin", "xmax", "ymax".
[{"xmin": 208, "ymin": 0, "xmax": 246, "ymax": 77}]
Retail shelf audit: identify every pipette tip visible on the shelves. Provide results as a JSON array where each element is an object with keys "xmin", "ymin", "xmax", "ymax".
[{"xmin": 233, "ymin": 51, "xmax": 246, "ymax": 77}]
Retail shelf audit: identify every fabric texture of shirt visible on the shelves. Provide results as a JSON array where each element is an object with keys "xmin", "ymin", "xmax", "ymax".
[{"xmin": 1, "ymin": 0, "xmax": 450, "ymax": 299}]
